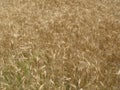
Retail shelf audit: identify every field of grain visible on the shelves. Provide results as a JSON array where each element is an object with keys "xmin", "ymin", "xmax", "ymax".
[{"xmin": 0, "ymin": 0, "xmax": 120, "ymax": 90}]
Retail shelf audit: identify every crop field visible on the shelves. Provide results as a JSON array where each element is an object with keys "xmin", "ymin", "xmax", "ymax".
[{"xmin": 0, "ymin": 0, "xmax": 120, "ymax": 90}]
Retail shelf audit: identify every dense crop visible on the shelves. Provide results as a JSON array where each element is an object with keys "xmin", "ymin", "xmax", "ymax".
[{"xmin": 0, "ymin": 0, "xmax": 120, "ymax": 90}]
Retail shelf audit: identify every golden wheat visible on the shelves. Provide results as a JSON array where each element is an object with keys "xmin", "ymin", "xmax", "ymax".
[{"xmin": 0, "ymin": 0, "xmax": 120, "ymax": 90}]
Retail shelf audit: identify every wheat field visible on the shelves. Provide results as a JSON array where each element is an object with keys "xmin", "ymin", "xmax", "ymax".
[{"xmin": 0, "ymin": 0, "xmax": 120, "ymax": 90}]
